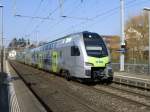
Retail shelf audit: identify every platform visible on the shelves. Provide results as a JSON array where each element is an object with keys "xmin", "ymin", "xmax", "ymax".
[
  {"xmin": 1, "ymin": 61, "xmax": 46, "ymax": 112},
  {"xmin": 114, "ymin": 72, "xmax": 150, "ymax": 89}
]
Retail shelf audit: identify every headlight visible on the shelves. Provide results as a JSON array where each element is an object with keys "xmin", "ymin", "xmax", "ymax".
[{"xmin": 85, "ymin": 62, "xmax": 94, "ymax": 66}]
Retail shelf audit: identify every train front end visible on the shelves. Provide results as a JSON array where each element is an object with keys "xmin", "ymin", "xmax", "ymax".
[{"xmin": 83, "ymin": 32, "xmax": 113, "ymax": 82}]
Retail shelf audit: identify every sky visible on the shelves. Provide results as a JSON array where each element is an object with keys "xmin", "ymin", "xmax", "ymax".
[{"xmin": 1, "ymin": 0, "xmax": 150, "ymax": 46}]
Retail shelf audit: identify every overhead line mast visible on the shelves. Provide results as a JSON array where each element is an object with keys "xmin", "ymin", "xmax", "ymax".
[
  {"xmin": 0, "ymin": 4, "xmax": 3, "ymax": 72},
  {"xmin": 120, "ymin": 0, "xmax": 125, "ymax": 71}
]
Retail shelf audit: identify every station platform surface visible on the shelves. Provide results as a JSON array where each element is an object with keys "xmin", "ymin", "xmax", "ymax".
[
  {"xmin": 2, "ymin": 61, "xmax": 46, "ymax": 112},
  {"xmin": 114, "ymin": 72, "xmax": 150, "ymax": 89}
]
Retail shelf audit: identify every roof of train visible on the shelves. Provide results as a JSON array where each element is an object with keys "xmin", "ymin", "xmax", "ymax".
[{"xmin": 21, "ymin": 31, "xmax": 100, "ymax": 52}]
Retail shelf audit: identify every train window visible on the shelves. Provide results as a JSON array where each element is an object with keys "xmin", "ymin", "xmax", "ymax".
[
  {"xmin": 62, "ymin": 39, "xmax": 65, "ymax": 44},
  {"xmin": 71, "ymin": 46, "xmax": 80, "ymax": 56},
  {"xmin": 46, "ymin": 45, "xmax": 48, "ymax": 50},
  {"xmin": 66, "ymin": 37, "xmax": 72, "ymax": 43},
  {"xmin": 48, "ymin": 45, "xmax": 49, "ymax": 49},
  {"xmin": 83, "ymin": 32, "xmax": 108, "ymax": 58}
]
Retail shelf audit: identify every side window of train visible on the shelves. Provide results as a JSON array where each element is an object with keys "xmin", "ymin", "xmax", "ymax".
[{"xmin": 71, "ymin": 46, "xmax": 80, "ymax": 56}]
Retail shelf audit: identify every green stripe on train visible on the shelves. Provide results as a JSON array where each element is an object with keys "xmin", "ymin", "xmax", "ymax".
[
  {"xmin": 52, "ymin": 51, "xmax": 59, "ymax": 72},
  {"xmin": 88, "ymin": 56, "xmax": 109, "ymax": 67},
  {"xmin": 38, "ymin": 52, "xmax": 43, "ymax": 69}
]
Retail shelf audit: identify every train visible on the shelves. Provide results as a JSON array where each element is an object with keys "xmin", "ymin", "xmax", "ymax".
[
  {"xmin": 15, "ymin": 31, "xmax": 113, "ymax": 82},
  {"xmin": 8, "ymin": 50, "xmax": 17, "ymax": 60}
]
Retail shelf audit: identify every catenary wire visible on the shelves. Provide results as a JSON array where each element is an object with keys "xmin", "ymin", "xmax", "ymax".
[{"xmin": 47, "ymin": 0, "xmax": 149, "ymax": 40}]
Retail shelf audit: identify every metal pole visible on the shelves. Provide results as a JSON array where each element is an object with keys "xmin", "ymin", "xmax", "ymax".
[
  {"xmin": 59, "ymin": 0, "xmax": 64, "ymax": 16},
  {"xmin": 13, "ymin": 0, "xmax": 16, "ymax": 15},
  {"xmin": 35, "ymin": 31, "xmax": 37, "ymax": 45},
  {"xmin": 120, "ymin": 0, "xmax": 125, "ymax": 71},
  {"xmin": 148, "ymin": 11, "xmax": 150, "ymax": 75},
  {"xmin": 143, "ymin": 8, "xmax": 150, "ymax": 75},
  {"xmin": 0, "ymin": 5, "xmax": 3, "ymax": 73}
]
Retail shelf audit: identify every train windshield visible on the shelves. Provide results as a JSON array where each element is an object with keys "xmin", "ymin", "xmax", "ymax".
[{"xmin": 83, "ymin": 32, "xmax": 108, "ymax": 58}]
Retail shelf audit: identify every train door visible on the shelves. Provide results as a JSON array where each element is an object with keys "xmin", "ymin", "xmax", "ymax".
[
  {"xmin": 71, "ymin": 45, "xmax": 81, "ymax": 76},
  {"xmin": 71, "ymin": 40, "xmax": 84, "ymax": 78},
  {"xmin": 38, "ymin": 52, "xmax": 43, "ymax": 69},
  {"xmin": 52, "ymin": 51, "xmax": 58, "ymax": 73}
]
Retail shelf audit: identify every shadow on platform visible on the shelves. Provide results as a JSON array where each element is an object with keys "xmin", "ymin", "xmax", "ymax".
[{"xmin": 0, "ymin": 72, "xmax": 9, "ymax": 112}]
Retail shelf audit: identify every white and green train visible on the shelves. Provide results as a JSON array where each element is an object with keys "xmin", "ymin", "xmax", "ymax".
[{"xmin": 16, "ymin": 31, "xmax": 113, "ymax": 82}]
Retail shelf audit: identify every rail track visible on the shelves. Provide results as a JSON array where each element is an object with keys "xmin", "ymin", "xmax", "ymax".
[
  {"xmin": 9, "ymin": 61, "xmax": 110, "ymax": 112},
  {"xmin": 93, "ymin": 85, "xmax": 150, "ymax": 107},
  {"xmin": 9, "ymin": 61, "xmax": 150, "ymax": 112},
  {"xmin": 9, "ymin": 61, "xmax": 53, "ymax": 112},
  {"xmin": 108, "ymin": 83, "xmax": 150, "ymax": 98},
  {"xmin": 69, "ymin": 79, "xmax": 150, "ymax": 108}
]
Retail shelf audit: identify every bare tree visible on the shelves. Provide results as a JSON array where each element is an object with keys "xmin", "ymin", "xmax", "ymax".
[{"xmin": 125, "ymin": 13, "xmax": 148, "ymax": 63}]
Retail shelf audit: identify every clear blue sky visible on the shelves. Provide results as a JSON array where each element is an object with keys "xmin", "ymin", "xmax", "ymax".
[{"xmin": 1, "ymin": 0, "xmax": 150, "ymax": 46}]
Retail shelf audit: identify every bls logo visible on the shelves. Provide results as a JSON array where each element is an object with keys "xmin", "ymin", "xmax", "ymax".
[{"xmin": 96, "ymin": 60, "xmax": 103, "ymax": 63}]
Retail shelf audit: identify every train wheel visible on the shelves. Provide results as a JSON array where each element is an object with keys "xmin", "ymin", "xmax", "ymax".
[{"xmin": 65, "ymin": 71, "xmax": 71, "ymax": 81}]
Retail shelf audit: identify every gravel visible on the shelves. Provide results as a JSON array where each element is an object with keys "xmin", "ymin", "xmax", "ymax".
[{"xmin": 10, "ymin": 61, "xmax": 150, "ymax": 112}]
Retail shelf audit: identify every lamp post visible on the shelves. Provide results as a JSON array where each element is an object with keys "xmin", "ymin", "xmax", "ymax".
[
  {"xmin": 143, "ymin": 8, "xmax": 150, "ymax": 74},
  {"xmin": 0, "ymin": 5, "xmax": 3, "ymax": 73}
]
